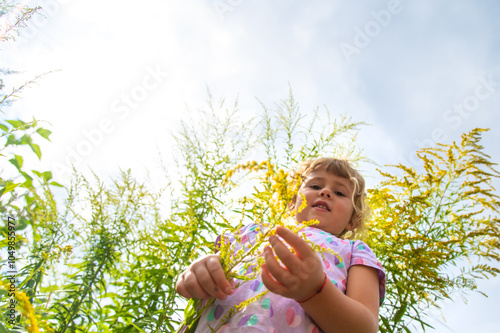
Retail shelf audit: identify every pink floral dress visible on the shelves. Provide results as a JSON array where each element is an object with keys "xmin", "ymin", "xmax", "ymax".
[{"xmin": 191, "ymin": 224, "xmax": 386, "ymax": 332}]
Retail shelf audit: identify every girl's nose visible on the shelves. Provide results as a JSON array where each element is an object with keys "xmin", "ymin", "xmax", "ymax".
[{"xmin": 320, "ymin": 190, "xmax": 331, "ymax": 199}]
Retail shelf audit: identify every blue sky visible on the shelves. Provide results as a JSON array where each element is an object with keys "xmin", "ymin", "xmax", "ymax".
[{"xmin": 2, "ymin": 0, "xmax": 500, "ymax": 331}]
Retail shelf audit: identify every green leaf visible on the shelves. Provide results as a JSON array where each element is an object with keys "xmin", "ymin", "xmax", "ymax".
[
  {"xmin": 36, "ymin": 127, "xmax": 52, "ymax": 141},
  {"xmin": 6, "ymin": 134, "xmax": 17, "ymax": 146},
  {"xmin": 42, "ymin": 171, "xmax": 53, "ymax": 181},
  {"xmin": 19, "ymin": 134, "xmax": 32, "ymax": 145},
  {"xmin": 6, "ymin": 119, "xmax": 26, "ymax": 129},
  {"xmin": 9, "ymin": 155, "xmax": 24, "ymax": 170},
  {"xmin": 183, "ymin": 316, "xmax": 201, "ymax": 333},
  {"xmin": 21, "ymin": 171, "xmax": 33, "ymax": 186},
  {"xmin": 184, "ymin": 298, "xmax": 197, "ymax": 325},
  {"xmin": 0, "ymin": 181, "xmax": 20, "ymax": 197},
  {"xmin": 0, "ymin": 123, "xmax": 8, "ymax": 132},
  {"xmin": 29, "ymin": 142, "xmax": 42, "ymax": 159},
  {"xmin": 129, "ymin": 322, "xmax": 148, "ymax": 333}
]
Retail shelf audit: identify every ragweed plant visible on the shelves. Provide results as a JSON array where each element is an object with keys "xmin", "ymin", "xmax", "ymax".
[
  {"xmin": 179, "ymin": 160, "xmax": 343, "ymax": 333},
  {"xmin": 0, "ymin": 279, "xmax": 39, "ymax": 333},
  {"xmin": 366, "ymin": 128, "xmax": 500, "ymax": 332}
]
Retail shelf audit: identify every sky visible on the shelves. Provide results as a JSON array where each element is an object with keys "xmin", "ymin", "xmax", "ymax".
[{"xmin": 2, "ymin": 0, "xmax": 500, "ymax": 331}]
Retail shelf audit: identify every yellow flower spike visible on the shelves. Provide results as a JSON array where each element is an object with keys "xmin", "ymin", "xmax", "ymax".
[
  {"xmin": 297, "ymin": 192, "xmax": 308, "ymax": 213},
  {"xmin": 3, "ymin": 286, "xmax": 40, "ymax": 333}
]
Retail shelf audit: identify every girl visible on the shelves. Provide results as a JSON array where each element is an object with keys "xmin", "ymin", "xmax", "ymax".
[{"xmin": 176, "ymin": 158, "xmax": 386, "ymax": 333}]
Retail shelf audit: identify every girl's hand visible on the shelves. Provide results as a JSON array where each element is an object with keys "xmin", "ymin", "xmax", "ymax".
[
  {"xmin": 176, "ymin": 254, "xmax": 233, "ymax": 300},
  {"xmin": 261, "ymin": 226, "xmax": 325, "ymax": 302}
]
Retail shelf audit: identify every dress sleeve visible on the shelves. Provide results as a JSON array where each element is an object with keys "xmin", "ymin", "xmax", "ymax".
[{"xmin": 350, "ymin": 240, "xmax": 386, "ymax": 306}]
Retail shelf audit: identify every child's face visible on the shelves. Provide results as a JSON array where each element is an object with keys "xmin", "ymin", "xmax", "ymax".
[{"xmin": 294, "ymin": 167, "xmax": 355, "ymax": 237}]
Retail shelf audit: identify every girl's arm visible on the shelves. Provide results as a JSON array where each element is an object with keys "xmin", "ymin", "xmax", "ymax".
[
  {"xmin": 261, "ymin": 226, "xmax": 380, "ymax": 333},
  {"xmin": 299, "ymin": 265, "xmax": 379, "ymax": 333}
]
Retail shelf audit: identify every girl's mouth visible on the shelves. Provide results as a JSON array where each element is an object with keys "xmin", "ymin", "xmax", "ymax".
[{"xmin": 313, "ymin": 201, "xmax": 330, "ymax": 211}]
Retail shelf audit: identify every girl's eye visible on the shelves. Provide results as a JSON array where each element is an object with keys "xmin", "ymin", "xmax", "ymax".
[
  {"xmin": 334, "ymin": 191, "xmax": 346, "ymax": 197},
  {"xmin": 309, "ymin": 185, "xmax": 322, "ymax": 190}
]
